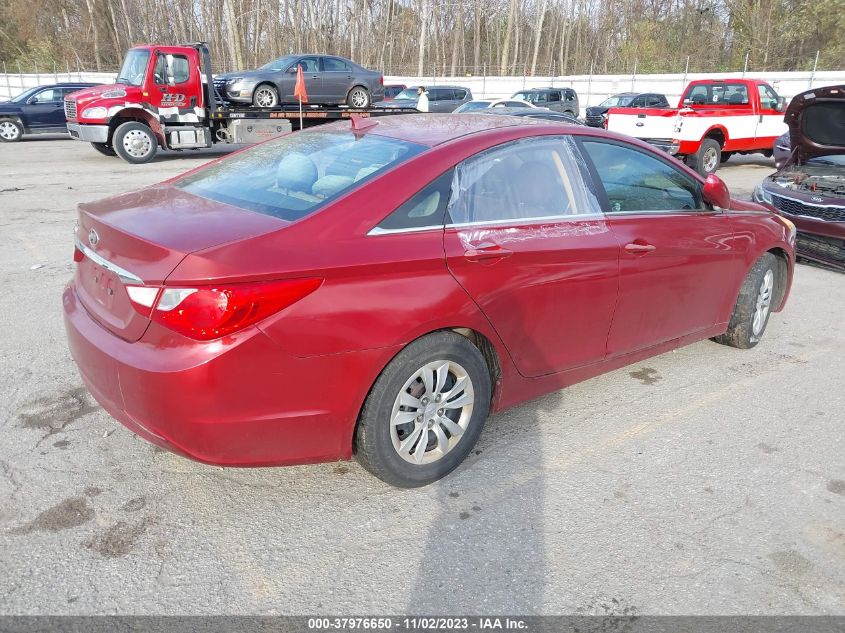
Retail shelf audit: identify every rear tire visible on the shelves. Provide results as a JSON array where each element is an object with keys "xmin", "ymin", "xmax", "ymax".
[
  {"xmin": 90, "ymin": 142, "xmax": 117, "ymax": 156},
  {"xmin": 112, "ymin": 121, "xmax": 158, "ymax": 164},
  {"xmin": 713, "ymin": 253, "xmax": 778, "ymax": 349},
  {"xmin": 355, "ymin": 331, "xmax": 491, "ymax": 488},
  {"xmin": 347, "ymin": 86, "xmax": 371, "ymax": 109},
  {"xmin": 686, "ymin": 138, "xmax": 721, "ymax": 176},
  {"xmin": 0, "ymin": 119, "xmax": 23, "ymax": 142}
]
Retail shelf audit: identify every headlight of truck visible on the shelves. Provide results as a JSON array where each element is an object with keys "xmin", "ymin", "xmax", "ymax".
[
  {"xmin": 81, "ymin": 106, "xmax": 108, "ymax": 119},
  {"xmin": 753, "ymin": 183, "xmax": 773, "ymax": 205}
]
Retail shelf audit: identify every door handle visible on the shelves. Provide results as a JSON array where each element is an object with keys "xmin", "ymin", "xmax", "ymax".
[
  {"xmin": 624, "ymin": 242, "xmax": 656, "ymax": 254},
  {"xmin": 464, "ymin": 243, "xmax": 513, "ymax": 262}
]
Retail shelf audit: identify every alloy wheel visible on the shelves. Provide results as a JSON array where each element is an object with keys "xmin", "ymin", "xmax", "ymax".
[
  {"xmin": 752, "ymin": 269, "xmax": 774, "ymax": 336},
  {"xmin": 254, "ymin": 87, "xmax": 278, "ymax": 108},
  {"xmin": 0, "ymin": 121, "xmax": 20, "ymax": 141},
  {"xmin": 702, "ymin": 147, "xmax": 719, "ymax": 173},
  {"xmin": 349, "ymin": 88, "xmax": 368, "ymax": 109},
  {"xmin": 390, "ymin": 360, "xmax": 475, "ymax": 465}
]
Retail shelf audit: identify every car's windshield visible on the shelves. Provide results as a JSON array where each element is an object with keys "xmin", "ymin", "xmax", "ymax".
[
  {"xmin": 117, "ymin": 49, "xmax": 151, "ymax": 86},
  {"xmin": 512, "ymin": 91, "xmax": 539, "ymax": 103},
  {"xmin": 455, "ymin": 101, "xmax": 491, "ymax": 112},
  {"xmin": 395, "ymin": 88, "xmax": 419, "ymax": 100},
  {"xmin": 9, "ymin": 87, "xmax": 41, "ymax": 103},
  {"xmin": 259, "ymin": 56, "xmax": 297, "ymax": 71},
  {"xmin": 806, "ymin": 155, "xmax": 845, "ymax": 166},
  {"xmin": 177, "ymin": 131, "xmax": 426, "ymax": 221},
  {"xmin": 600, "ymin": 95, "xmax": 634, "ymax": 107}
]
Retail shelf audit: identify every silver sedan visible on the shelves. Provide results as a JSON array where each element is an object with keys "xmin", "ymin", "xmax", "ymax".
[{"xmin": 214, "ymin": 55, "xmax": 385, "ymax": 109}]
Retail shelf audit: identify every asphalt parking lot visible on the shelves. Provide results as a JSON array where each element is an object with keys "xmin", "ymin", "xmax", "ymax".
[{"xmin": 0, "ymin": 135, "xmax": 843, "ymax": 616}]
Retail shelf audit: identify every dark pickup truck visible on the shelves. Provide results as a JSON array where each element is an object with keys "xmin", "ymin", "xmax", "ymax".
[{"xmin": 0, "ymin": 83, "xmax": 99, "ymax": 142}]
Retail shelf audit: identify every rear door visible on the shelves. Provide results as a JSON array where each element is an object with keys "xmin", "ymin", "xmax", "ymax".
[
  {"xmin": 443, "ymin": 135, "xmax": 620, "ymax": 377},
  {"xmin": 579, "ymin": 138, "xmax": 740, "ymax": 356},
  {"xmin": 321, "ymin": 57, "xmax": 353, "ymax": 103}
]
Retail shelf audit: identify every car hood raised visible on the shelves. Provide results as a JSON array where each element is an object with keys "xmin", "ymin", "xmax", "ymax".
[{"xmin": 785, "ymin": 84, "xmax": 845, "ymax": 163}]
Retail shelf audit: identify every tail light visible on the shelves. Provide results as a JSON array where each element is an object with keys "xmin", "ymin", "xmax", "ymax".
[{"xmin": 126, "ymin": 278, "xmax": 321, "ymax": 341}]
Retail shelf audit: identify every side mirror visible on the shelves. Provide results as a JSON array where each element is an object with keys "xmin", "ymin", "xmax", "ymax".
[
  {"xmin": 287, "ymin": 66, "xmax": 298, "ymax": 74},
  {"xmin": 26, "ymin": 96, "xmax": 38, "ymax": 105},
  {"xmin": 702, "ymin": 174, "xmax": 731, "ymax": 210},
  {"xmin": 776, "ymin": 96, "xmax": 787, "ymax": 112}
]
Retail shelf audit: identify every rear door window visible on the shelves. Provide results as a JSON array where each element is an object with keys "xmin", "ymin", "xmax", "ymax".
[
  {"xmin": 580, "ymin": 139, "xmax": 703, "ymax": 213},
  {"xmin": 447, "ymin": 136, "xmax": 601, "ymax": 225},
  {"xmin": 177, "ymin": 132, "xmax": 426, "ymax": 221},
  {"xmin": 323, "ymin": 57, "xmax": 351, "ymax": 72}
]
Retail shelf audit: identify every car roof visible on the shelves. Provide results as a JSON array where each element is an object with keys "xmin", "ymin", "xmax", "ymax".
[
  {"xmin": 518, "ymin": 87, "xmax": 565, "ymax": 92},
  {"xmin": 334, "ymin": 113, "xmax": 544, "ymax": 146}
]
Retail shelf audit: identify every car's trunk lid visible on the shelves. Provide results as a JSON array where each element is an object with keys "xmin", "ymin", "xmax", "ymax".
[
  {"xmin": 786, "ymin": 85, "xmax": 845, "ymax": 163},
  {"xmin": 74, "ymin": 185, "xmax": 287, "ymax": 342}
]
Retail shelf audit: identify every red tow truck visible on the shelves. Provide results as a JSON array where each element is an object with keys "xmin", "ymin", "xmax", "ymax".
[
  {"xmin": 606, "ymin": 78, "xmax": 789, "ymax": 175},
  {"xmin": 64, "ymin": 43, "xmax": 415, "ymax": 163}
]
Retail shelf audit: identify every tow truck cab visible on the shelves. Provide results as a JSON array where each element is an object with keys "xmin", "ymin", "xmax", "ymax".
[{"xmin": 64, "ymin": 43, "xmax": 291, "ymax": 163}]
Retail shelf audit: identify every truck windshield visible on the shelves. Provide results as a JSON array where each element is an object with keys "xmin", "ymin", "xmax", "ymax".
[
  {"xmin": 176, "ymin": 130, "xmax": 426, "ymax": 222},
  {"xmin": 117, "ymin": 49, "xmax": 151, "ymax": 86}
]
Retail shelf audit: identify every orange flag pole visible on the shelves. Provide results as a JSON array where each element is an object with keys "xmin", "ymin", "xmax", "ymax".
[{"xmin": 294, "ymin": 64, "xmax": 309, "ymax": 131}]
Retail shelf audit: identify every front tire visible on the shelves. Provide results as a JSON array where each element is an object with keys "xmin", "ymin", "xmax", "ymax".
[
  {"xmin": 112, "ymin": 121, "xmax": 158, "ymax": 164},
  {"xmin": 355, "ymin": 331, "xmax": 491, "ymax": 487},
  {"xmin": 713, "ymin": 253, "xmax": 778, "ymax": 349},
  {"xmin": 347, "ymin": 86, "xmax": 371, "ymax": 109},
  {"xmin": 0, "ymin": 119, "xmax": 23, "ymax": 142},
  {"xmin": 252, "ymin": 84, "xmax": 279, "ymax": 108},
  {"xmin": 90, "ymin": 142, "xmax": 117, "ymax": 156}
]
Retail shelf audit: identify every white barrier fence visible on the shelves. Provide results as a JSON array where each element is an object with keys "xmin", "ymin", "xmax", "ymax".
[{"xmin": 2, "ymin": 69, "xmax": 844, "ymax": 115}]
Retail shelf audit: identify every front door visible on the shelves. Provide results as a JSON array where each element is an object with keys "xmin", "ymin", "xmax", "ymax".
[
  {"xmin": 755, "ymin": 83, "xmax": 788, "ymax": 147},
  {"xmin": 149, "ymin": 48, "xmax": 200, "ymax": 112},
  {"xmin": 579, "ymin": 138, "xmax": 740, "ymax": 356},
  {"xmin": 443, "ymin": 136, "xmax": 620, "ymax": 377},
  {"xmin": 24, "ymin": 88, "xmax": 65, "ymax": 128}
]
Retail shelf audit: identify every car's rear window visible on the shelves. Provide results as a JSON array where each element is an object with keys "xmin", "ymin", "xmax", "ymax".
[{"xmin": 177, "ymin": 131, "xmax": 426, "ymax": 221}]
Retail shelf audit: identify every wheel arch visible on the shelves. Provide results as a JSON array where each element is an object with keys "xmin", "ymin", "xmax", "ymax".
[
  {"xmin": 703, "ymin": 125, "xmax": 728, "ymax": 148},
  {"xmin": 767, "ymin": 246, "xmax": 791, "ymax": 311},
  {"xmin": 349, "ymin": 326, "xmax": 505, "ymax": 455},
  {"xmin": 107, "ymin": 108, "xmax": 164, "ymax": 145}
]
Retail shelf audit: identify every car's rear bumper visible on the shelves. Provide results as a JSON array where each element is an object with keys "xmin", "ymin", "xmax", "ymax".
[
  {"xmin": 67, "ymin": 122, "xmax": 109, "ymax": 143},
  {"xmin": 63, "ymin": 282, "xmax": 390, "ymax": 466}
]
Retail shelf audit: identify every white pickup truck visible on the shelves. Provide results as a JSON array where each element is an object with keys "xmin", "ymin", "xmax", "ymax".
[{"xmin": 607, "ymin": 78, "xmax": 788, "ymax": 175}]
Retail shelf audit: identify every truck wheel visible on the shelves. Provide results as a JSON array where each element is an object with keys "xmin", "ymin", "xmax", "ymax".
[
  {"xmin": 113, "ymin": 121, "xmax": 157, "ymax": 164},
  {"xmin": 347, "ymin": 86, "xmax": 371, "ymax": 109},
  {"xmin": 252, "ymin": 84, "xmax": 279, "ymax": 108},
  {"xmin": 0, "ymin": 119, "xmax": 23, "ymax": 142},
  {"xmin": 90, "ymin": 142, "xmax": 117, "ymax": 157},
  {"xmin": 687, "ymin": 138, "xmax": 721, "ymax": 176},
  {"xmin": 712, "ymin": 253, "xmax": 778, "ymax": 350}
]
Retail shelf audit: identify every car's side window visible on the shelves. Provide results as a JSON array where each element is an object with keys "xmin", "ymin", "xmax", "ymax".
[
  {"xmin": 446, "ymin": 136, "xmax": 601, "ymax": 225},
  {"xmin": 453, "ymin": 89, "xmax": 467, "ymax": 101},
  {"xmin": 297, "ymin": 57, "xmax": 320, "ymax": 73},
  {"xmin": 758, "ymin": 84, "xmax": 779, "ymax": 110},
  {"xmin": 374, "ymin": 169, "xmax": 454, "ymax": 232},
  {"xmin": 323, "ymin": 57, "xmax": 351, "ymax": 72},
  {"xmin": 31, "ymin": 89, "xmax": 58, "ymax": 103},
  {"xmin": 580, "ymin": 140, "xmax": 703, "ymax": 213},
  {"xmin": 548, "ymin": 91, "xmax": 561, "ymax": 102},
  {"xmin": 154, "ymin": 54, "xmax": 190, "ymax": 85},
  {"xmin": 631, "ymin": 96, "xmax": 645, "ymax": 107}
]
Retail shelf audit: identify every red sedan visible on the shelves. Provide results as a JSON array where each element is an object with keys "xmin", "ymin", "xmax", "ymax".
[{"xmin": 64, "ymin": 114, "xmax": 796, "ymax": 487}]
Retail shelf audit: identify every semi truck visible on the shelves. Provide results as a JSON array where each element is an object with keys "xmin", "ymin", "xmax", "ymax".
[{"xmin": 64, "ymin": 42, "xmax": 415, "ymax": 163}]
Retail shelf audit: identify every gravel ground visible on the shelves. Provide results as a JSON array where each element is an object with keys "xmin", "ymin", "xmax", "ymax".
[{"xmin": 0, "ymin": 136, "xmax": 843, "ymax": 615}]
